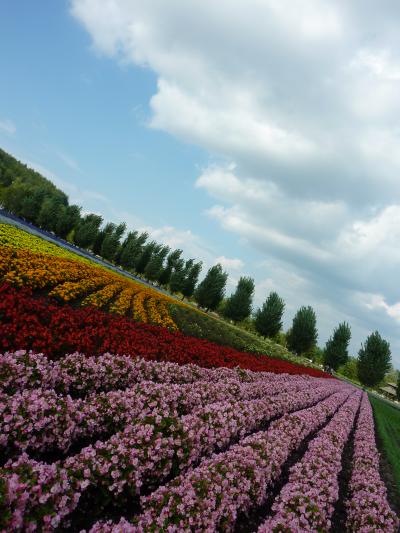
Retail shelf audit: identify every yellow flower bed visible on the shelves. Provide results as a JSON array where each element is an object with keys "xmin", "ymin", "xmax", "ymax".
[
  {"xmin": 82, "ymin": 282, "xmax": 125, "ymax": 309},
  {"xmin": 0, "ymin": 223, "xmax": 86, "ymax": 262},
  {"xmin": 0, "ymin": 223, "xmax": 179, "ymax": 329},
  {"xmin": 49, "ymin": 277, "xmax": 109, "ymax": 302},
  {"xmin": 109, "ymin": 287, "xmax": 137, "ymax": 316},
  {"xmin": 132, "ymin": 292, "xmax": 147, "ymax": 322}
]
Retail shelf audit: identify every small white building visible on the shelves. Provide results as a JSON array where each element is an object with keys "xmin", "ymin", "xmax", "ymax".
[{"xmin": 379, "ymin": 382, "xmax": 397, "ymax": 400}]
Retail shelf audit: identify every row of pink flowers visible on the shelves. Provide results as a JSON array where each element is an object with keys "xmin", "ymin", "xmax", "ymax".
[
  {"xmin": 0, "ymin": 350, "xmax": 317, "ymax": 397},
  {"xmin": 345, "ymin": 393, "xmax": 399, "ymax": 532},
  {"xmin": 258, "ymin": 391, "xmax": 361, "ymax": 532},
  {"xmin": 1, "ymin": 372, "xmax": 323, "ymax": 456},
  {"xmin": 1, "ymin": 382, "xmax": 345, "ymax": 531},
  {"xmin": 90, "ymin": 389, "xmax": 352, "ymax": 532}
]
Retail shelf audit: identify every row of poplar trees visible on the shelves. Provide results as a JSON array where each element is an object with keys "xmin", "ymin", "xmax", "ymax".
[{"xmin": 212, "ymin": 275, "xmax": 393, "ymax": 389}]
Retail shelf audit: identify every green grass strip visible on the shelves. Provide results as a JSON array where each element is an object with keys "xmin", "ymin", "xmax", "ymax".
[{"xmin": 369, "ymin": 394, "xmax": 400, "ymax": 509}]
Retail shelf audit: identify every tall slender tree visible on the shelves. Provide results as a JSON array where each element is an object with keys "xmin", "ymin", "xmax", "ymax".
[
  {"xmin": 323, "ymin": 322, "xmax": 351, "ymax": 371},
  {"xmin": 195, "ymin": 263, "xmax": 228, "ymax": 312},
  {"xmin": 73, "ymin": 213, "xmax": 103, "ymax": 249},
  {"xmin": 115, "ymin": 230, "xmax": 137, "ymax": 265},
  {"xmin": 159, "ymin": 249, "xmax": 183, "ymax": 286},
  {"xmin": 101, "ymin": 222, "xmax": 126, "ymax": 262},
  {"xmin": 357, "ymin": 331, "xmax": 391, "ymax": 387},
  {"xmin": 169, "ymin": 258, "xmax": 186, "ymax": 293},
  {"xmin": 222, "ymin": 276, "xmax": 255, "ymax": 323},
  {"xmin": 182, "ymin": 261, "xmax": 202, "ymax": 299},
  {"xmin": 287, "ymin": 306, "xmax": 318, "ymax": 355},
  {"xmin": 93, "ymin": 222, "xmax": 115, "ymax": 256},
  {"xmin": 145, "ymin": 245, "xmax": 170, "ymax": 282},
  {"xmin": 254, "ymin": 291, "xmax": 285, "ymax": 338},
  {"xmin": 135, "ymin": 241, "xmax": 160, "ymax": 274},
  {"xmin": 119, "ymin": 231, "xmax": 148, "ymax": 271}
]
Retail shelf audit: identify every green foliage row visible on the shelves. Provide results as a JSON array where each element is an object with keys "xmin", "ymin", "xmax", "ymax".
[{"xmin": 169, "ymin": 303, "xmax": 320, "ymax": 367}]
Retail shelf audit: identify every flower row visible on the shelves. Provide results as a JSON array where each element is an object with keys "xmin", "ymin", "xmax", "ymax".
[
  {"xmin": 259, "ymin": 391, "xmax": 361, "ymax": 532},
  {"xmin": 1, "ymin": 382, "xmax": 345, "ymax": 532},
  {"xmin": 0, "ymin": 283, "xmax": 331, "ymax": 378},
  {"xmin": 1, "ymin": 374, "xmax": 318, "ymax": 456},
  {"xmin": 90, "ymin": 389, "xmax": 352, "ymax": 532},
  {"xmin": 0, "ymin": 351, "xmax": 317, "ymax": 397},
  {"xmin": 345, "ymin": 394, "xmax": 399, "ymax": 532}
]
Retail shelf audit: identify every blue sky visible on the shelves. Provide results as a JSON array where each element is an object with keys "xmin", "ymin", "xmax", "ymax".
[{"xmin": 1, "ymin": 1, "xmax": 400, "ymax": 367}]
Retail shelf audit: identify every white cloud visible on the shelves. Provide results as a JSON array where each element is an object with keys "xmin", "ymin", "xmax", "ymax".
[
  {"xmin": 0, "ymin": 119, "xmax": 16, "ymax": 135},
  {"xmin": 214, "ymin": 256, "xmax": 244, "ymax": 271},
  {"xmin": 351, "ymin": 48, "xmax": 400, "ymax": 81}
]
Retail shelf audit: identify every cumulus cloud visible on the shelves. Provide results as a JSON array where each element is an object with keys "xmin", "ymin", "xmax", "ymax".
[{"xmin": 71, "ymin": 0, "xmax": 400, "ymax": 365}]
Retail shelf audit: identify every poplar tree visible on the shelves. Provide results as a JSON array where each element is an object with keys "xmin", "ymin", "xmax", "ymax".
[
  {"xmin": 323, "ymin": 322, "xmax": 351, "ymax": 371},
  {"xmin": 135, "ymin": 241, "xmax": 160, "ymax": 274},
  {"xmin": 357, "ymin": 331, "xmax": 391, "ymax": 387},
  {"xmin": 74, "ymin": 213, "xmax": 103, "ymax": 249},
  {"xmin": 182, "ymin": 261, "xmax": 202, "ymax": 299},
  {"xmin": 93, "ymin": 222, "xmax": 115, "ymax": 256},
  {"xmin": 119, "ymin": 231, "xmax": 148, "ymax": 270},
  {"xmin": 101, "ymin": 222, "xmax": 126, "ymax": 262},
  {"xmin": 159, "ymin": 249, "xmax": 183, "ymax": 286},
  {"xmin": 194, "ymin": 263, "xmax": 228, "ymax": 312},
  {"xmin": 254, "ymin": 291, "xmax": 285, "ymax": 338},
  {"xmin": 169, "ymin": 258, "xmax": 186, "ymax": 293},
  {"xmin": 287, "ymin": 306, "xmax": 318, "ymax": 355},
  {"xmin": 223, "ymin": 276, "xmax": 255, "ymax": 323},
  {"xmin": 145, "ymin": 245, "xmax": 170, "ymax": 282}
]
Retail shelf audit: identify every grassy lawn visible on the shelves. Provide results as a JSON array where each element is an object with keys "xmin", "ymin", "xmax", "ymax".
[{"xmin": 369, "ymin": 394, "xmax": 400, "ymax": 513}]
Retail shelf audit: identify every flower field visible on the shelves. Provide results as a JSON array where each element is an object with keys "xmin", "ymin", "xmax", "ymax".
[
  {"xmin": 0, "ymin": 224, "xmax": 178, "ymax": 329},
  {"xmin": 0, "ymin": 223, "xmax": 399, "ymax": 532},
  {"xmin": 0, "ymin": 351, "xmax": 398, "ymax": 532}
]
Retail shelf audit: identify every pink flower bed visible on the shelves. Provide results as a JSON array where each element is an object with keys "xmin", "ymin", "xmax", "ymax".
[
  {"xmin": 93, "ymin": 390, "xmax": 351, "ymax": 532},
  {"xmin": 345, "ymin": 393, "xmax": 399, "ymax": 533},
  {"xmin": 1, "ymin": 377, "xmax": 318, "ymax": 457},
  {"xmin": 1, "ymin": 381, "xmax": 342, "ymax": 531},
  {"xmin": 258, "ymin": 391, "xmax": 361, "ymax": 532},
  {"xmin": 1, "ymin": 352, "xmax": 397, "ymax": 532},
  {"xmin": 0, "ymin": 350, "xmax": 315, "ymax": 396}
]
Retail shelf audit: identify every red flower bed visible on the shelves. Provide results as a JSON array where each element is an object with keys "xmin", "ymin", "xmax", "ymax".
[{"xmin": 0, "ymin": 283, "xmax": 331, "ymax": 378}]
